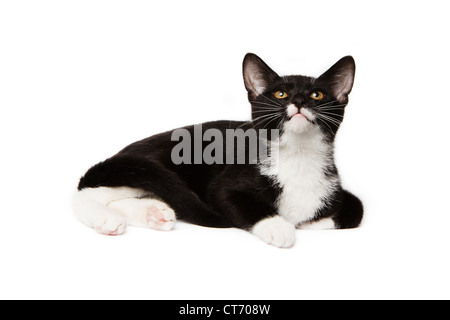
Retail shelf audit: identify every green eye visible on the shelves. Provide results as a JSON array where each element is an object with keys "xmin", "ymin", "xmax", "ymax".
[
  {"xmin": 310, "ymin": 91, "xmax": 324, "ymax": 100},
  {"xmin": 274, "ymin": 90, "xmax": 288, "ymax": 99}
]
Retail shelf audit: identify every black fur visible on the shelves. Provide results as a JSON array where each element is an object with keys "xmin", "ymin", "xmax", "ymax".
[{"xmin": 77, "ymin": 53, "xmax": 363, "ymax": 231}]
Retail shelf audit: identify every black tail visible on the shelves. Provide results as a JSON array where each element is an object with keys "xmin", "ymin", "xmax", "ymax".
[{"xmin": 78, "ymin": 156, "xmax": 233, "ymax": 228}]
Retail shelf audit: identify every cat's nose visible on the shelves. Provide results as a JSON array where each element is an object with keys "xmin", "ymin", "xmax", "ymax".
[{"xmin": 292, "ymin": 95, "xmax": 304, "ymax": 106}]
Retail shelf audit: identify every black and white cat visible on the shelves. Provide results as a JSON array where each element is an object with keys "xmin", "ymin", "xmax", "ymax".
[{"xmin": 73, "ymin": 53, "xmax": 363, "ymax": 247}]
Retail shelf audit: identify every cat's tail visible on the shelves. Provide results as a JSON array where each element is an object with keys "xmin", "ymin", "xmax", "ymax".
[{"xmin": 75, "ymin": 156, "xmax": 233, "ymax": 228}]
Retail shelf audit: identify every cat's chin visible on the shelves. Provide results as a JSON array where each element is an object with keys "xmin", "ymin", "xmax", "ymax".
[{"xmin": 283, "ymin": 116, "xmax": 312, "ymax": 134}]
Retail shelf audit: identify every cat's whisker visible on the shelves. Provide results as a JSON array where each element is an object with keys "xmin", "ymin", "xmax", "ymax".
[
  {"xmin": 238, "ymin": 111, "xmax": 284, "ymax": 129},
  {"xmin": 315, "ymin": 100, "xmax": 338, "ymax": 108},
  {"xmin": 316, "ymin": 117, "xmax": 335, "ymax": 133},
  {"xmin": 276, "ymin": 114, "xmax": 286, "ymax": 129},
  {"xmin": 316, "ymin": 112, "xmax": 337, "ymax": 121},
  {"xmin": 260, "ymin": 94, "xmax": 282, "ymax": 107},
  {"xmin": 316, "ymin": 103, "xmax": 346, "ymax": 110},
  {"xmin": 318, "ymin": 115, "xmax": 341, "ymax": 127},
  {"xmin": 252, "ymin": 109, "xmax": 284, "ymax": 114},
  {"xmin": 236, "ymin": 121, "xmax": 253, "ymax": 129},
  {"xmin": 264, "ymin": 119, "xmax": 278, "ymax": 128},
  {"xmin": 316, "ymin": 114, "xmax": 341, "ymax": 127},
  {"xmin": 318, "ymin": 107, "xmax": 345, "ymax": 112},
  {"xmin": 319, "ymin": 111, "xmax": 344, "ymax": 118},
  {"xmin": 317, "ymin": 106, "xmax": 347, "ymax": 111},
  {"xmin": 252, "ymin": 107, "xmax": 284, "ymax": 112},
  {"xmin": 250, "ymin": 101, "xmax": 284, "ymax": 109},
  {"xmin": 260, "ymin": 114, "xmax": 284, "ymax": 130},
  {"xmin": 252, "ymin": 112, "xmax": 284, "ymax": 129},
  {"xmin": 252, "ymin": 113, "xmax": 279, "ymax": 122},
  {"xmin": 252, "ymin": 106, "xmax": 284, "ymax": 111},
  {"xmin": 252, "ymin": 112, "xmax": 283, "ymax": 124}
]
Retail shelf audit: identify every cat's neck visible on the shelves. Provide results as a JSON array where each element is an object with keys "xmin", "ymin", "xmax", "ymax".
[
  {"xmin": 259, "ymin": 127, "xmax": 335, "ymax": 179},
  {"xmin": 278, "ymin": 126, "xmax": 333, "ymax": 156}
]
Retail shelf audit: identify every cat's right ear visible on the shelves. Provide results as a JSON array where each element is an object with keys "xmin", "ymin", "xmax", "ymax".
[
  {"xmin": 317, "ymin": 56, "xmax": 356, "ymax": 103},
  {"xmin": 243, "ymin": 53, "xmax": 279, "ymax": 99}
]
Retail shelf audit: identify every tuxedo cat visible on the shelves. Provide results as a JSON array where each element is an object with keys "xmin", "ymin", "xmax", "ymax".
[{"xmin": 73, "ymin": 53, "xmax": 363, "ymax": 247}]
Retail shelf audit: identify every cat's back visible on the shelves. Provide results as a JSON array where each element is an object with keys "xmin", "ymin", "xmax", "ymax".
[{"xmin": 116, "ymin": 120, "xmax": 247, "ymax": 157}]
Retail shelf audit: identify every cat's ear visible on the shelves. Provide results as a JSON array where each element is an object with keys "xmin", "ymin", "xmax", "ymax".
[
  {"xmin": 317, "ymin": 56, "xmax": 355, "ymax": 102},
  {"xmin": 243, "ymin": 53, "xmax": 279, "ymax": 98}
]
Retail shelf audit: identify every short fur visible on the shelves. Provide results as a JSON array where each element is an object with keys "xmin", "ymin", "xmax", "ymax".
[{"xmin": 73, "ymin": 53, "xmax": 363, "ymax": 247}]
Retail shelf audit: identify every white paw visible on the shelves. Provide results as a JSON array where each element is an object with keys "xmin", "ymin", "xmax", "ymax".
[
  {"xmin": 106, "ymin": 197, "xmax": 176, "ymax": 231},
  {"xmin": 252, "ymin": 216, "xmax": 296, "ymax": 248},
  {"xmin": 94, "ymin": 214, "xmax": 127, "ymax": 236},
  {"xmin": 145, "ymin": 202, "xmax": 176, "ymax": 231}
]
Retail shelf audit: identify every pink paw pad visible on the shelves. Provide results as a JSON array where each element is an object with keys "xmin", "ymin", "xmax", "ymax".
[
  {"xmin": 147, "ymin": 207, "xmax": 167, "ymax": 226},
  {"xmin": 146, "ymin": 205, "xmax": 174, "ymax": 230},
  {"xmin": 94, "ymin": 217, "xmax": 126, "ymax": 236},
  {"xmin": 95, "ymin": 225, "xmax": 120, "ymax": 236}
]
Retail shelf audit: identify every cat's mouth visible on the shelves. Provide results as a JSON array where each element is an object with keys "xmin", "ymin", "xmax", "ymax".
[
  {"xmin": 286, "ymin": 104, "xmax": 314, "ymax": 123},
  {"xmin": 290, "ymin": 113, "xmax": 308, "ymax": 121},
  {"xmin": 289, "ymin": 112, "xmax": 314, "ymax": 124}
]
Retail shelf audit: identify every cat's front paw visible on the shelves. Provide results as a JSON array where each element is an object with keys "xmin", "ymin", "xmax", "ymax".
[{"xmin": 251, "ymin": 216, "xmax": 296, "ymax": 248}]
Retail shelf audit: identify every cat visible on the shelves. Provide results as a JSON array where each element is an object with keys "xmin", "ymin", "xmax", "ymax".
[{"xmin": 72, "ymin": 53, "xmax": 363, "ymax": 247}]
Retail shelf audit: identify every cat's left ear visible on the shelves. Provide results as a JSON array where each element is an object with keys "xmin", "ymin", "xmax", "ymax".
[
  {"xmin": 317, "ymin": 56, "xmax": 355, "ymax": 102},
  {"xmin": 243, "ymin": 53, "xmax": 279, "ymax": 99}
]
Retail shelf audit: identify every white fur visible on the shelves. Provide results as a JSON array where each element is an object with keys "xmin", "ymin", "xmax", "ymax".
[
  {"xmin": 72, "ymin": 187, "xmax": 176, "ymax": 235},
  {"xmin": 260, "ymin": 124, "xmax": 340, "ymax": 227},
  {"xmin": 286, "ymin": 104, "xmax": 298, "ymax": 117},
  {"xmin": 300, "ymin": 107, "xmax": 315, "ymax": 121},
  {"xmin": 298, "ymin": 217, "xmax": 335, "ymax": 230},
  {"xmin": 108, "ymin": 197, "xmax": 175, "ymax": 231},
  {"xmin": 251, "ymin": 216, "xmax": 296, "ymax": 248},
  {"xmin": 249, "ymin": 75, "xmax": 266, "ymax": 96}
]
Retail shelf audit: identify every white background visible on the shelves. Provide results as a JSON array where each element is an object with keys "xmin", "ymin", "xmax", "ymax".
[{"xmin": 1, "ymin": 0, "xmax": 449, "ymax": 299}]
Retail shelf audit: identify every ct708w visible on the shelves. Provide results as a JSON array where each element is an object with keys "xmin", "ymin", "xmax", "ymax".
[{"xmin": 223, "ymin": 304, "xmax": 270, "ymax": 315}]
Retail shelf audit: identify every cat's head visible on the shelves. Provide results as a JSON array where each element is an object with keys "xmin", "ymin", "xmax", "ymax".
[{"xmin": 243, "ymin": 53, "xmax": 355, "ymax": 138}]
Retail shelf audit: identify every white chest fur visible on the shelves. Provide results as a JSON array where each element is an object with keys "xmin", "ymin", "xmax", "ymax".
[{"xmin": 260, "ymin": 127, "xmax": 340, "ymax": 226}]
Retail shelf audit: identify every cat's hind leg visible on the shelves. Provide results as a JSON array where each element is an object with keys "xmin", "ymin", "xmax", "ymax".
[
  {"xmin": 297, "ymin": 191, "xmax": 363, "ymax": 230},
  {"xmin": 298, "ymin": 217, "xmax": 336, "ymax": 230},
  {"xmin": 72, "ymin": 186, "xmax": 175, "ymax": 235},
  {"xmin": 72, "ymin": 187, "xmax": 133, "ymax": 235},
  {"xmin": 107, "ymin": 197, "xmax": 176, "ymax": 231},
  {"xmin": 332, "ymin": 190, "xmax": 363, "ymax": 229}
]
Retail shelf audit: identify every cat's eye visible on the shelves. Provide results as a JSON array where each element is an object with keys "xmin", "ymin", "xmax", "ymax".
[
  {"xmin": 274, "ymin": 90, "xmax": 289, "ymax": 99},
  {"xmin": 310, "ymin": 91, "xmax": 324, "ymax": 100}
]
